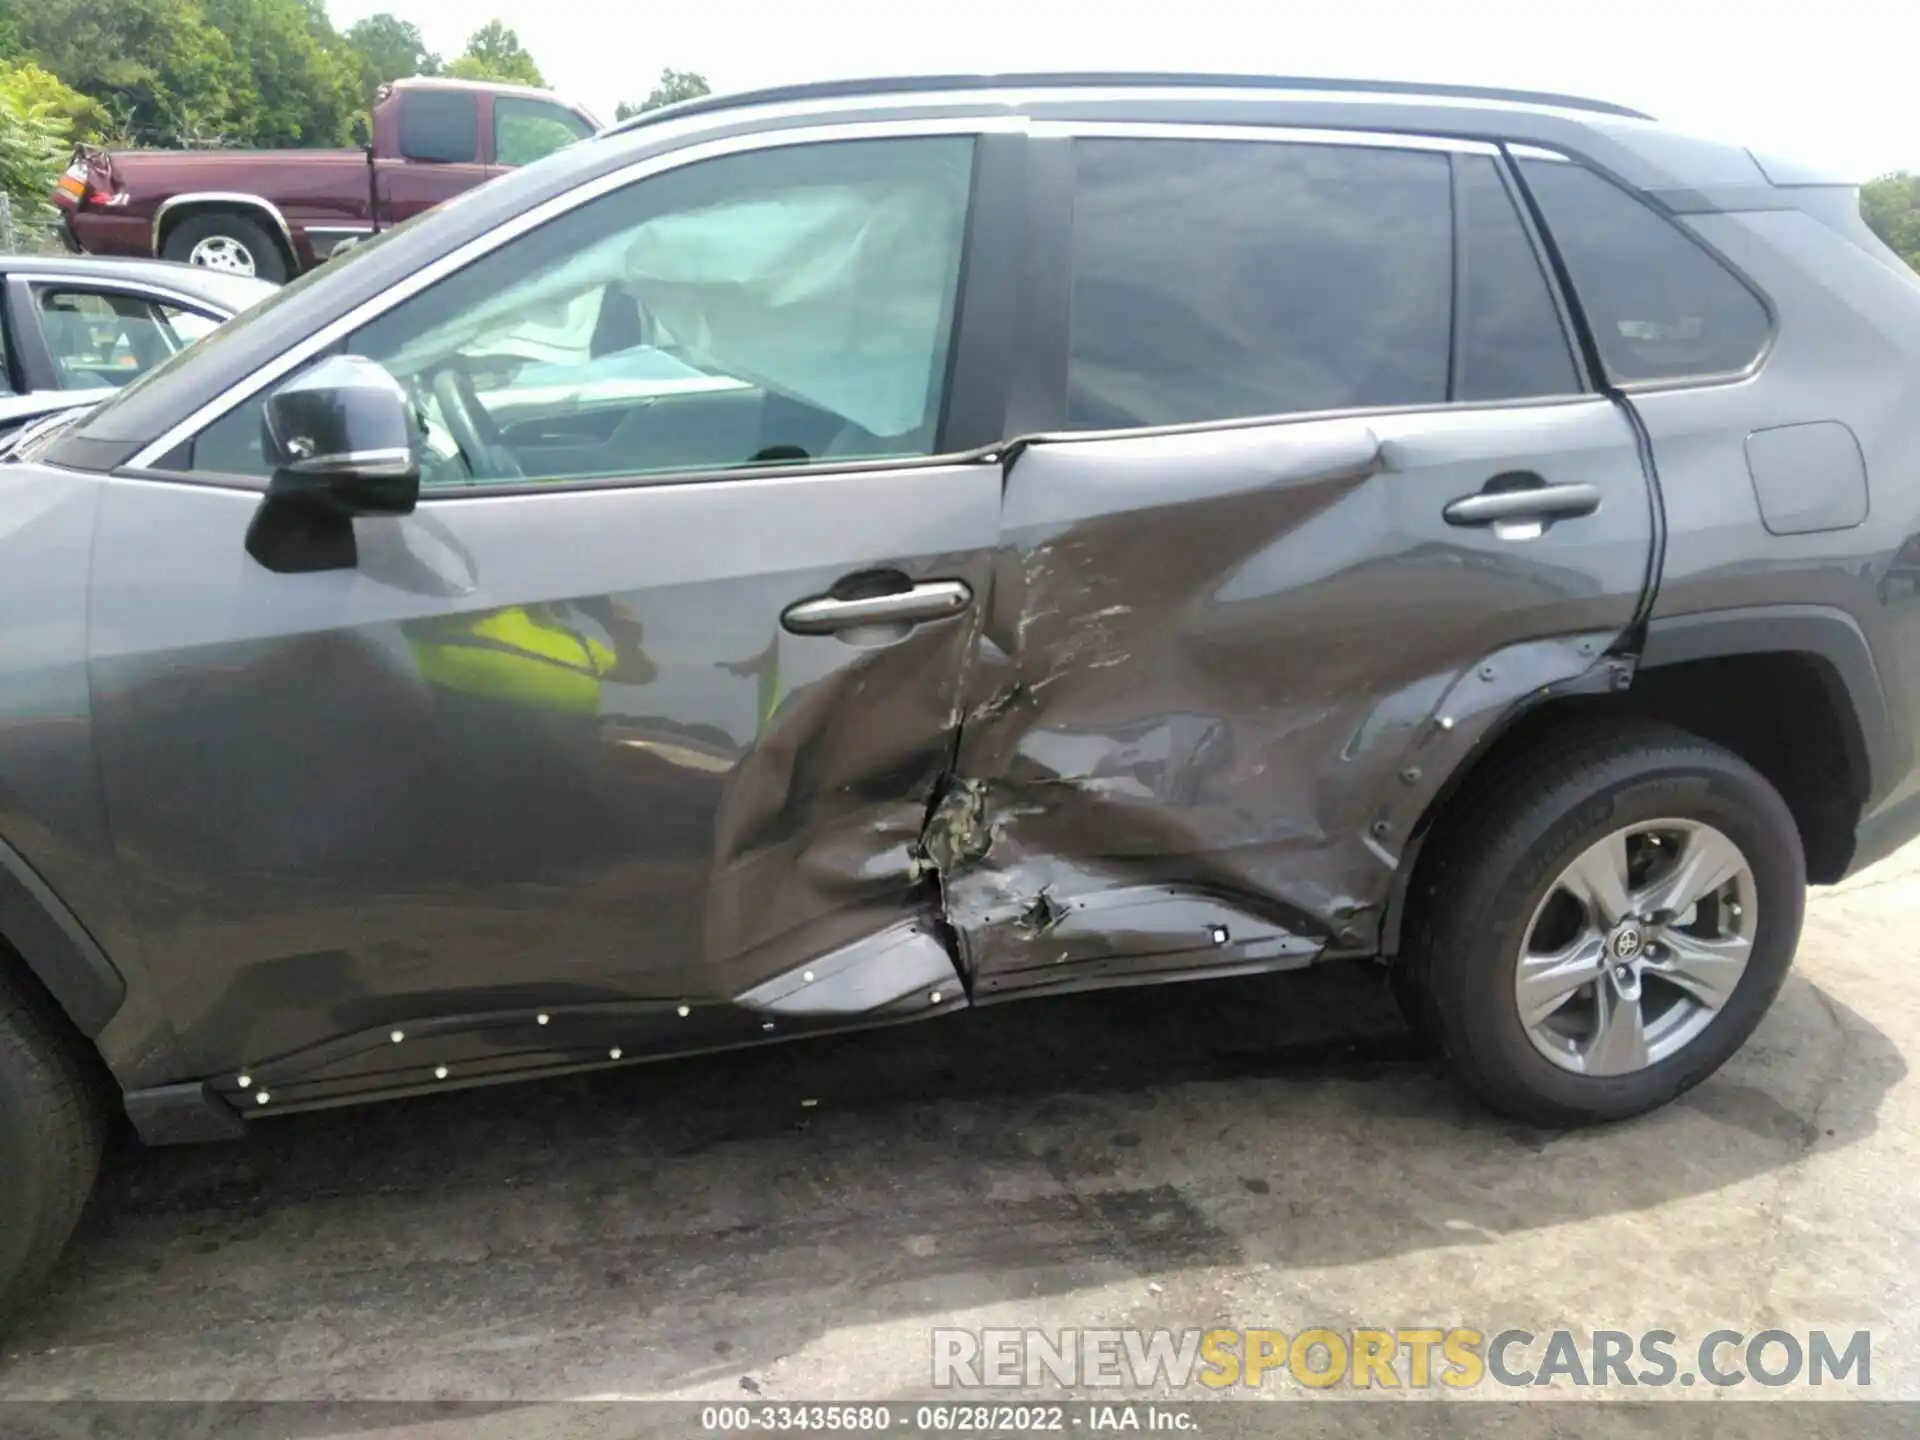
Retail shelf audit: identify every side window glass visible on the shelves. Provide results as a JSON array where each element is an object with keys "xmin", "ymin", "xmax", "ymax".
[
  {"xmin": 494, "ymin": 98, "xmax": 594, "ymax": 168},
  {"xmin": 399, "ymin": 91, "xmax": 480, "ymax": 165},
  {"xmin": 1456, "ymin": 155, "xmax": 1580, "ymax": 401},
  {"xmin": 188, "ymin": 136, "xmax": 974, "ymax": 486},
  {"xmin": 38, "ymin": 290, "xmax": 183, "ymax": 389},
  {"xmin": 158, "ymin": 305, "xmax": 220, "ymax": 349},
  {"xmin": 1065, "ymin": 138, "xmax": 1452, "ymax": 430},
  {"xmin": 1519, "ymin": 158, "xmax": 1770, "ymax": 383}
]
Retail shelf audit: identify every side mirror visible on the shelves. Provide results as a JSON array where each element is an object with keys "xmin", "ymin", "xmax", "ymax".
[
  {"xmin": 245, "ymin": 355, "xmax": 420, "ymax": 573},
  {"xmin": 350, "ymin": 112, "xmax": 372, "ymax": 152}
]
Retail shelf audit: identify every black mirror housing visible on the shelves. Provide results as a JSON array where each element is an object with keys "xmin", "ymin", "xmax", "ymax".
[{"xmin": 247, "ymin": 356, "xmax": 421, "ymax": 573}]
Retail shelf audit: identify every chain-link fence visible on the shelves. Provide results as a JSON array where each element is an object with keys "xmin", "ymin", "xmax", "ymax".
[{"xmin": 0, "ymin": 194, "xmax": 66, "ymax": 256}]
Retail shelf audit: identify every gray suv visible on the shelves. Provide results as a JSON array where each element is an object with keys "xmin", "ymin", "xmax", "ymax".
[{"xmin": 3, "ymin": 73, "xmax": 1917, "ymax": 1323}]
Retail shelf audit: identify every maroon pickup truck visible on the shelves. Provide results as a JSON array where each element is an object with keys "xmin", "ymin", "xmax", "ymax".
[{"xmin": 52, "ymin": 78, "xmax": 601, "ymax": 282}]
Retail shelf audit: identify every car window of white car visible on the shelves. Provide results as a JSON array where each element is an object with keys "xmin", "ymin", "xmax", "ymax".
[
  {"xmin": 159, "ymin": 306, "xmax": 221, "ymax": 349},
  {"xmin": 39, "ymin": 290, "xmax": 223, "ymax": 391}
]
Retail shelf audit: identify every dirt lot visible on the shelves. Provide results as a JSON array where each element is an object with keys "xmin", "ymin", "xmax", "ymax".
[{"xmin": 0, "ymin": 845, "xmax": 1915, "ymax": 1422}]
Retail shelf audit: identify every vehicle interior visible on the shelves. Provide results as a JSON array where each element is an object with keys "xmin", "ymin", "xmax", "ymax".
[
  {"xmin": 38, "ymin": 290, "xmax": 218, "ymax": 391},
  {"xmin": 186, "ymin": 137, "xmax": 971, "ymax": 485},
  {"xmin": 425, "ymin": 282, "xmax": 922, "ymax": 485}
]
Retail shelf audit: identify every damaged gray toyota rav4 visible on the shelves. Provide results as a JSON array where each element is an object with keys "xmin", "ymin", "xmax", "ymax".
[{"xmin": 4, "ymin": 72, "xmax": 1919, "ymax": 1321}]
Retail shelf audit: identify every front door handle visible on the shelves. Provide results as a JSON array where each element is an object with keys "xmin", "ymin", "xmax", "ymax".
[
  {"xmin": 1443, "ymin": 482, "xmax": 1602, "ymax": 527},
  {"xmin": 781, "ymin": 580, "xmax": 973, "ymax": 636}
]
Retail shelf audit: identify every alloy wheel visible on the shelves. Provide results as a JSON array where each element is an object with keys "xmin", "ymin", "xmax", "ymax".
[
  {"xmin": 188, "ymin": 235, "xmax": 256, "ymax": 275},
  {"xmin": 1514, "ymin": 819, "xmax": 1757, "ymax": 1076}
]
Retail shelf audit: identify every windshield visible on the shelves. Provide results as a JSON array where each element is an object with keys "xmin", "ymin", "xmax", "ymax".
[{"xmin": 2, "ymin": 403, "xmax": 99, "ymax": 462}]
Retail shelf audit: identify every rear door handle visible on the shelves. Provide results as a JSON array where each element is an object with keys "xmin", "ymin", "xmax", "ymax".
[
  {"xmin": 1443, "ymin": 482, "xmax": 1602, "ymax": 527},
  {"xmin": 781, "ymin": 580, "xmax": 973, "ymax": 635}
]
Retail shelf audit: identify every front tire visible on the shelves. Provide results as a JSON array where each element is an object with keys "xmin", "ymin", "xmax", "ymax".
[
  {"xmin": 161, "ymin": 211, "xmax": 290, "ymax": 283},
  {"xmin": 1401, "ymin": 721, "xmax": 1805, "ymax": 1126},
  {"xmin": 0, "ymin": 964, "xmax": 106, "ymax": 1334}
]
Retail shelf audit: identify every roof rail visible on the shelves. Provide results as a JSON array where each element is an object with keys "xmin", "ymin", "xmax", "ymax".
[{"xmin": 604, "ymin": 72, "xmax": 1654, "ymax": 137}]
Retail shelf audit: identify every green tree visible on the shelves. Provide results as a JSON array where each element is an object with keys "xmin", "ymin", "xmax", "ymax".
[
  {"xmin": 1861, "ymin": 172, "xmax": 1920, "ymax": 272},
  {"xmin": 344, "ymin": 12, "xmax": 440, "ymax": 101},
  {"xmin": 0, "ymin": 80, "xmax": 65, "ymax": 226},
  {"xmin": 446, "ymin": 21, "xmax": 543, "ymax": 87},
  {"xmin": 614, "ymin": 67, "xmax": 710, "ymax": 121},
  {"xmin": 15, "ymin": 0, "xmax": 243, "ymax": 147},
  {"xmin": 0, "ymin": 57, "xmax": 108, "ymax": 142},
  {"xmin": 15, "ymin": 0, "xmax": 369, "ymax": 149},
  {"xmin": 198, "ymin": 0, "xmax": 363, "ymax": 147}
]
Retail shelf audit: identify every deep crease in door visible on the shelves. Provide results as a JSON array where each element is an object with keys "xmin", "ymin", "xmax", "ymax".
[{"xmin": 916, "ymin": 411, "xmax": 1651, "ymax": 1001}]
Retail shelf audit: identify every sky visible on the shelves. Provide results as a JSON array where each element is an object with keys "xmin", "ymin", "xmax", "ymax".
[{"xmin": 327, "ymin": 0, "xmax": 1918, "ymax": 182}]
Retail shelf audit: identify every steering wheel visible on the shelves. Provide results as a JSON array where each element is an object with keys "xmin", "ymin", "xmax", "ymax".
[{"xmin": 431, "ymin": 367, "xmax": 524, "ymax": 482}]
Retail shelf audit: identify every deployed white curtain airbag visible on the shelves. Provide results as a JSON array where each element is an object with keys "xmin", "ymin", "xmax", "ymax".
[
  {"xmin": 622, "ymin": 179, "xmax": 964, "ymax": 438},
  {"xmin": 381, "ymin": 151, "xmax": 969, "ymax": 440}
]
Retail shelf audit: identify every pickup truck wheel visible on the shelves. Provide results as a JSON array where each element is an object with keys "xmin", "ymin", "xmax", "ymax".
[
  {"xmin": 0, "ymin": 963, "xmax": 106, "ymax": 1335},
  {"xmin": 1401, "ymin": 721, "xmax": 1805, "ymax": 1127},
  {"xmin": 163, "ymin": 212, "xmax": 289, "ymax": 283}
]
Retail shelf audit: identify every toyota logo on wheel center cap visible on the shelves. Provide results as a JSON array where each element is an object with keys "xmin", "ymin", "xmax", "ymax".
[{"xmin": 1608, "ymin": 925, "xmax": 1646, "ymax": 961}]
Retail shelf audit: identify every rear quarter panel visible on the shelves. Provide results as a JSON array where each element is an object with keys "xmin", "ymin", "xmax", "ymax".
[{"xmin": 1639, "ymin": 208, "xmax": 1920, "ymax": 822}]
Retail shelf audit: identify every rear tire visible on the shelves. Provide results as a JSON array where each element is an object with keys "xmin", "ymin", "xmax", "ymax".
[
  {"xmin": 1400, "ymin": 721, "xmax": 1805, "ymax": 1126},
  {"xmin": 161, "ymin": 211, "xmax": 289, "ymax": 283},
  {"xmin": 0, "ymin": 964, "xmax": 106, "ymax": 1335}
]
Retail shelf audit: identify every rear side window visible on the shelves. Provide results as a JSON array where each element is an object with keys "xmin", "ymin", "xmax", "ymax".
[
  {"xmin": 1456, "ymin": 154, "xmax": 1580, "ymax": 400},
  {"xmin": 494, "ymin": 97, "xmax": 594, "ymax": 167},
  {"xmin": 1519, "ymin": 158, "xmax": 1771, "ymax": 383},
  {"xmin": 399, "ymin": 90, "xmax": 480, "ymax": 165},
  {"xmin": 1066, "ymin": 139, "xmax": 1453, "ymax": 430}
]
